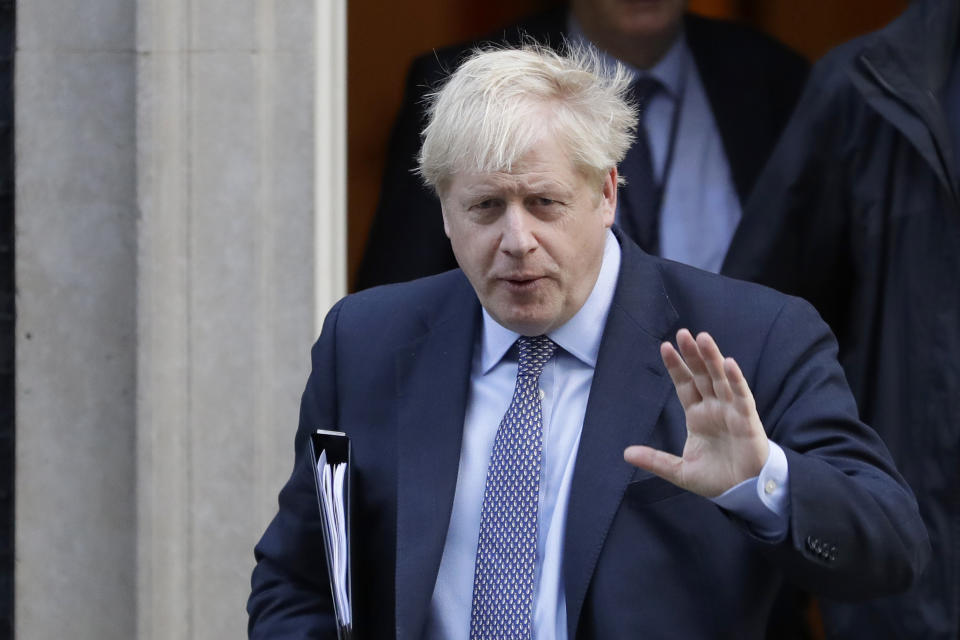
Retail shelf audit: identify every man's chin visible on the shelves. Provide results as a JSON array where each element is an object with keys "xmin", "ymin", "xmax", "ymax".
[
  {"xmin": 614, "ymin": 15, "xmax": 674, "ymax": 38},
  {"xmin": 488, "ymin": 305, "xmax": 559, "ymax": 337},
  {"xmin": 609, "ymin": 2, "xmax": 682, "ymax": 36}
]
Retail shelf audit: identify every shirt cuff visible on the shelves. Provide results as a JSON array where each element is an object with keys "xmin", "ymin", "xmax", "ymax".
[{"xmin": 710, "ymin": 441, "xmax": 790, "ymax": 541}]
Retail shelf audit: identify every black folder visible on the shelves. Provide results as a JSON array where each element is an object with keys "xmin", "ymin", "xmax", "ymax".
[{"xmin": 309, "ymin": 429, "xmax": 353, "ymax": 640}]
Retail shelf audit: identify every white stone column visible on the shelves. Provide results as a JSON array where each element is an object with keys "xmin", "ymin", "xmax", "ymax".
[
  {"xmin": 17, "ymin": 0, "xmax": 345, "ymax": 637},
  {"xmin": 15, "ymin": 2, "xmax": 138, "ymax": 637},
  {"xmin": 135, "ymin": 0, "xmax": 337, "ymax": 637}
]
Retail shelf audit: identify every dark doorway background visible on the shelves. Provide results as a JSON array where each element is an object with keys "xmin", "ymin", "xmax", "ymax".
[
  {"xmin": 346, "ymin": 0, "xmax": 909, "ymax": 290},
  {"xmin": 0, "ymin": 0, "xmax": 13, "ymax": 636}
]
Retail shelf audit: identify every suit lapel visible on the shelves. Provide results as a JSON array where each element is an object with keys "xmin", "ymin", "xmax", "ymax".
[
  {"xmin": 394, "ymin": 275, "xmax": 480, "ymax": 640},
  {"xmin": 563, "ymin": 236, "xmax": 680, "ymax": 639}
]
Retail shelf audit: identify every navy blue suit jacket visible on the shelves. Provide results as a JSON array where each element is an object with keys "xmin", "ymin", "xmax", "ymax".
[{"xmin": 249, "ymin": 232, "xmax": 928, "ymax": 639}]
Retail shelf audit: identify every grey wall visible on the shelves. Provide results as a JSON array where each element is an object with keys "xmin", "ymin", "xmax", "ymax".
[
  {"xmin": 16, "ymin": 1, "xmax": 137, "ymax": 635},
  {"xmin": 16, "ymin": 1, "xmax": 327, "ymax": 637}
]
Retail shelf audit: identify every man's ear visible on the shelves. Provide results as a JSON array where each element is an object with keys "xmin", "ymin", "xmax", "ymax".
[
  {"xmin": 600, "ymin": 167, "xmax": 617, "ymax": 228},
  {"xmin": 439, "ymin": 201, "xmax": 452, "ymax": 238}
]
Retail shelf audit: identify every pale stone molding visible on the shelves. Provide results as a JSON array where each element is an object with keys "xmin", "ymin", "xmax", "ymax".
[
  {"xmin": 15, "ymin": 1, "xmax": 139, "ymax": 637},
  {"xmin": 135, "ymin": 0, "xmax": 321, "ymax": 637},
  {"xmin": 17, "ymin": 0, "xmax": 344, "ymax": 637},
  {"xmin": 315, "ymin": 0, "xmax": 348, "ymax": 331}
]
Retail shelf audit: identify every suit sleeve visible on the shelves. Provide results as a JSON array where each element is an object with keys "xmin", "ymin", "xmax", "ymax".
[
  {"xmin": 354, "ymin": 55, "xmax": 458, "ymax": 290},
  {"xmin": 247, "ymin": 300, "xmax": 345, "ymax": 639},
  {"xmin": 748, "ymin": 296, "xmax": 930, "ymax": 599},
  {"xmin": 722, "ymin": 64, "xmax": 853, "ymax": 334}
]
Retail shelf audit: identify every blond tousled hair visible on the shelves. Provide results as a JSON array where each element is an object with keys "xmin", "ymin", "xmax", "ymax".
[{"xmin": 418, "ymin": 44, "xmax": 638, "ymax": 194}]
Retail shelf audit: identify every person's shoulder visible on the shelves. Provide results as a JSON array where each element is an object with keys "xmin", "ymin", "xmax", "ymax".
[
  {"xmin": 655, "ymin": 257, "xmax": 819, "ymax": 328},
  {"xmin": 349, "ymin": 268, "xmax": 467, "ymax": 308},
  {"xmin": 781, "ymin": 33, "xmax": 879, "ymax": 131},
  {"xmin": 806, "ymin": 34, "xmax": 875, "ymax": 90},
  {"xmin": 638, "ymin": 258, "xmax": 837, "ymax": 383},
  {"xmin": 337, "ymin": 269, "xmax": 473, "ymax": 333},
  {"xmin": 685, "ymin": 13, "xmax": 788, "ymax": 52},
  {"xmin": 404, "ymin": 6, "xmax": 567, "ymax": 88},
  {"xmin": 312, "ymin": 270, "xmax": 476, "ymax": 363},
  {"xmin": 683, "ymin": 12, "xmax": 810, "ymax": 112},
  {"xmin": 684, "ymin": 13, "xmax": 807, "ymax": 71}
]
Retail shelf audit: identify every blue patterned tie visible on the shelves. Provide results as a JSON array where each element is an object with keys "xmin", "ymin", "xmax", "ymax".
[{"xmin": 470, "ymin": 335, "xmax": 557, "ymax": 640}]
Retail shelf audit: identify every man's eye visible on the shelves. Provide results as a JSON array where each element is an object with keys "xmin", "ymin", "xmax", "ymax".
[
  {"xmin": 533, "ymin": 197, "xmax": 557, "ymax": 207},
  {"xmin": 471, "ymin": 199, "xmax": 498, "ymax": 210}
]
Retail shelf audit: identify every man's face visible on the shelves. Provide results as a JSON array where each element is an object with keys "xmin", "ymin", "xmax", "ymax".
[
  {"xmin": 440, "ymin": 136, "xmax": 616, "ymax": 336},
  {"xmin": 575, "ymin": 0, "xmax": 686, "ymax": 41}
]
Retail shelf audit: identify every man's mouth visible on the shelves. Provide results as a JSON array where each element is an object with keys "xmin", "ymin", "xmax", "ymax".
[{"xmin": 498, "ymin": 275, "xmax": 544, "ymax": 291}]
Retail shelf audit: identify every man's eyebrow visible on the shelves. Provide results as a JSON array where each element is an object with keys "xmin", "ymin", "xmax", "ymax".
[
  {"xmin": 523, "ymin": 179, "xmax": 572, "ymax": 194},
  {"xmin": 456, "ymin": 176, "xmax": 572, "ymax": 198},
  {"xmin": 460, "ymin": 184, "xmax": 499, "ymax": 195},
  {"xmin": 458, "ymin": 187, "xmax": 501, "ymax": 202}
]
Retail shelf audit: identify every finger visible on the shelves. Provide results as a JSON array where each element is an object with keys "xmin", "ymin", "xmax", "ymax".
[
  {"xmin": 660, "ymin": 341, "xmax": 701, "ymax": 407},
  {"xmin": 696, "ymin": 332, "xmax": 733, "ymax": 402},
  {"xmin": 723, "ymin": 356, "xmax": 757, "ymax": 414},
  {"xmin": 623, "ymin": 445, "xmax": 685, "ymax": 488},
  {"xmin": 676, "ymin": 329, "xmax": 714, "ymax": 400}
]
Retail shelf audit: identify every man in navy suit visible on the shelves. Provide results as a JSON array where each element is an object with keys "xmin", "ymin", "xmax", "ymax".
[{"xmin": 249, "ymin": 46, "xmax": 928, "ymax": 639}]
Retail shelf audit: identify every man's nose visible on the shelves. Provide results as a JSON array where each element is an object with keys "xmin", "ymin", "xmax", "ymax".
[{"xmin": 499, "ymin": 204, "xmax": 538, "ymax": 257}]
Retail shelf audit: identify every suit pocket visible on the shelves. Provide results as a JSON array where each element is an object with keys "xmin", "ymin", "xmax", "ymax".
[{"xmin": 624, "ymin": 475, "xmax": 688, "ymax": 506}]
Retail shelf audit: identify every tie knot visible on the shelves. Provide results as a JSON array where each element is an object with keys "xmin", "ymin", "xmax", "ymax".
[
  {"xmin": 628, "ymin": 76, "xmax": 662, "ymax": 116},
  {"xmin": 517, "ymin": 335, "xmax": 556, "ymax": 377}
]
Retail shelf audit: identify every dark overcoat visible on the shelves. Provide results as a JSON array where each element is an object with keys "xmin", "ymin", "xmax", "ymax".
[{"xmin": 723, "ymin": 1, "xmax": 960, "ymax": 636}]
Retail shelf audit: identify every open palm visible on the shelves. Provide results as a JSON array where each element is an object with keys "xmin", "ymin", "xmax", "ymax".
[{"xmin": 624, "ymin": 329, "xmax": 769, "ymax": 498}]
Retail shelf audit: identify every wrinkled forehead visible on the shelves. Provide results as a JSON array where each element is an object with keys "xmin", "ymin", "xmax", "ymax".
[
  {"xmin": 435, "ymin": 112, "xmax": 605, "ymax": 195},
  {"xmin": 445, "ymin": 165, "xmax": 580, "ymax": 201},
  {"xmin": 438, "ymin": 164, "xmax": 589, "ymax": 203}
]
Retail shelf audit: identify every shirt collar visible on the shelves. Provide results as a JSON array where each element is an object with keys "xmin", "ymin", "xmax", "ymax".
[
  {"xmin": 566, "ymin": 13, "xmax": 688, "ymax": 100},
  {"xmin": 480, "ymin": 229, "xmax": 622, "ymax": 372}
]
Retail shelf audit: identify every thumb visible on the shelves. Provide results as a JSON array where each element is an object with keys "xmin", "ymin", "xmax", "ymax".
[{"xmin": 623, "ymin": 445, "xmax": 684, "ymax": 488}]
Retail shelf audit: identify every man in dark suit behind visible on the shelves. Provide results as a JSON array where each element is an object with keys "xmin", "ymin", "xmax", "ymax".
[
  {"xmin": 356, "ymin": 0, "xmax": 808, "ymax": 288},
  {"xmin": 249, "ymin": 45, "xmax": 927, "ymax": 639}
]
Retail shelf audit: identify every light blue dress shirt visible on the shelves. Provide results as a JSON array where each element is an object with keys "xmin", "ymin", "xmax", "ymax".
[
  {"xmin": 568, "ymin": 19, "xmax": 743, "ymax": 273},
  {"xmin": 423, "ymin": 231, "xmax": 789, "ymax": 639}
]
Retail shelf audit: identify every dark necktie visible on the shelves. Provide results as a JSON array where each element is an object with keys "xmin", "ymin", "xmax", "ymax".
[
  {"xmin": 469, "ymin": 335, "xmax": 557, "ymax": 640},
  {"xmin": 618, "ymin": 76, "xmax": 662, "ymax": 254}
]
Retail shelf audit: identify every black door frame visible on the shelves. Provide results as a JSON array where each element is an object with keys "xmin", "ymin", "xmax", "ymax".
[{"xmin": 1, "ymin": 0, "xmax": 15, "ymax": 637}]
